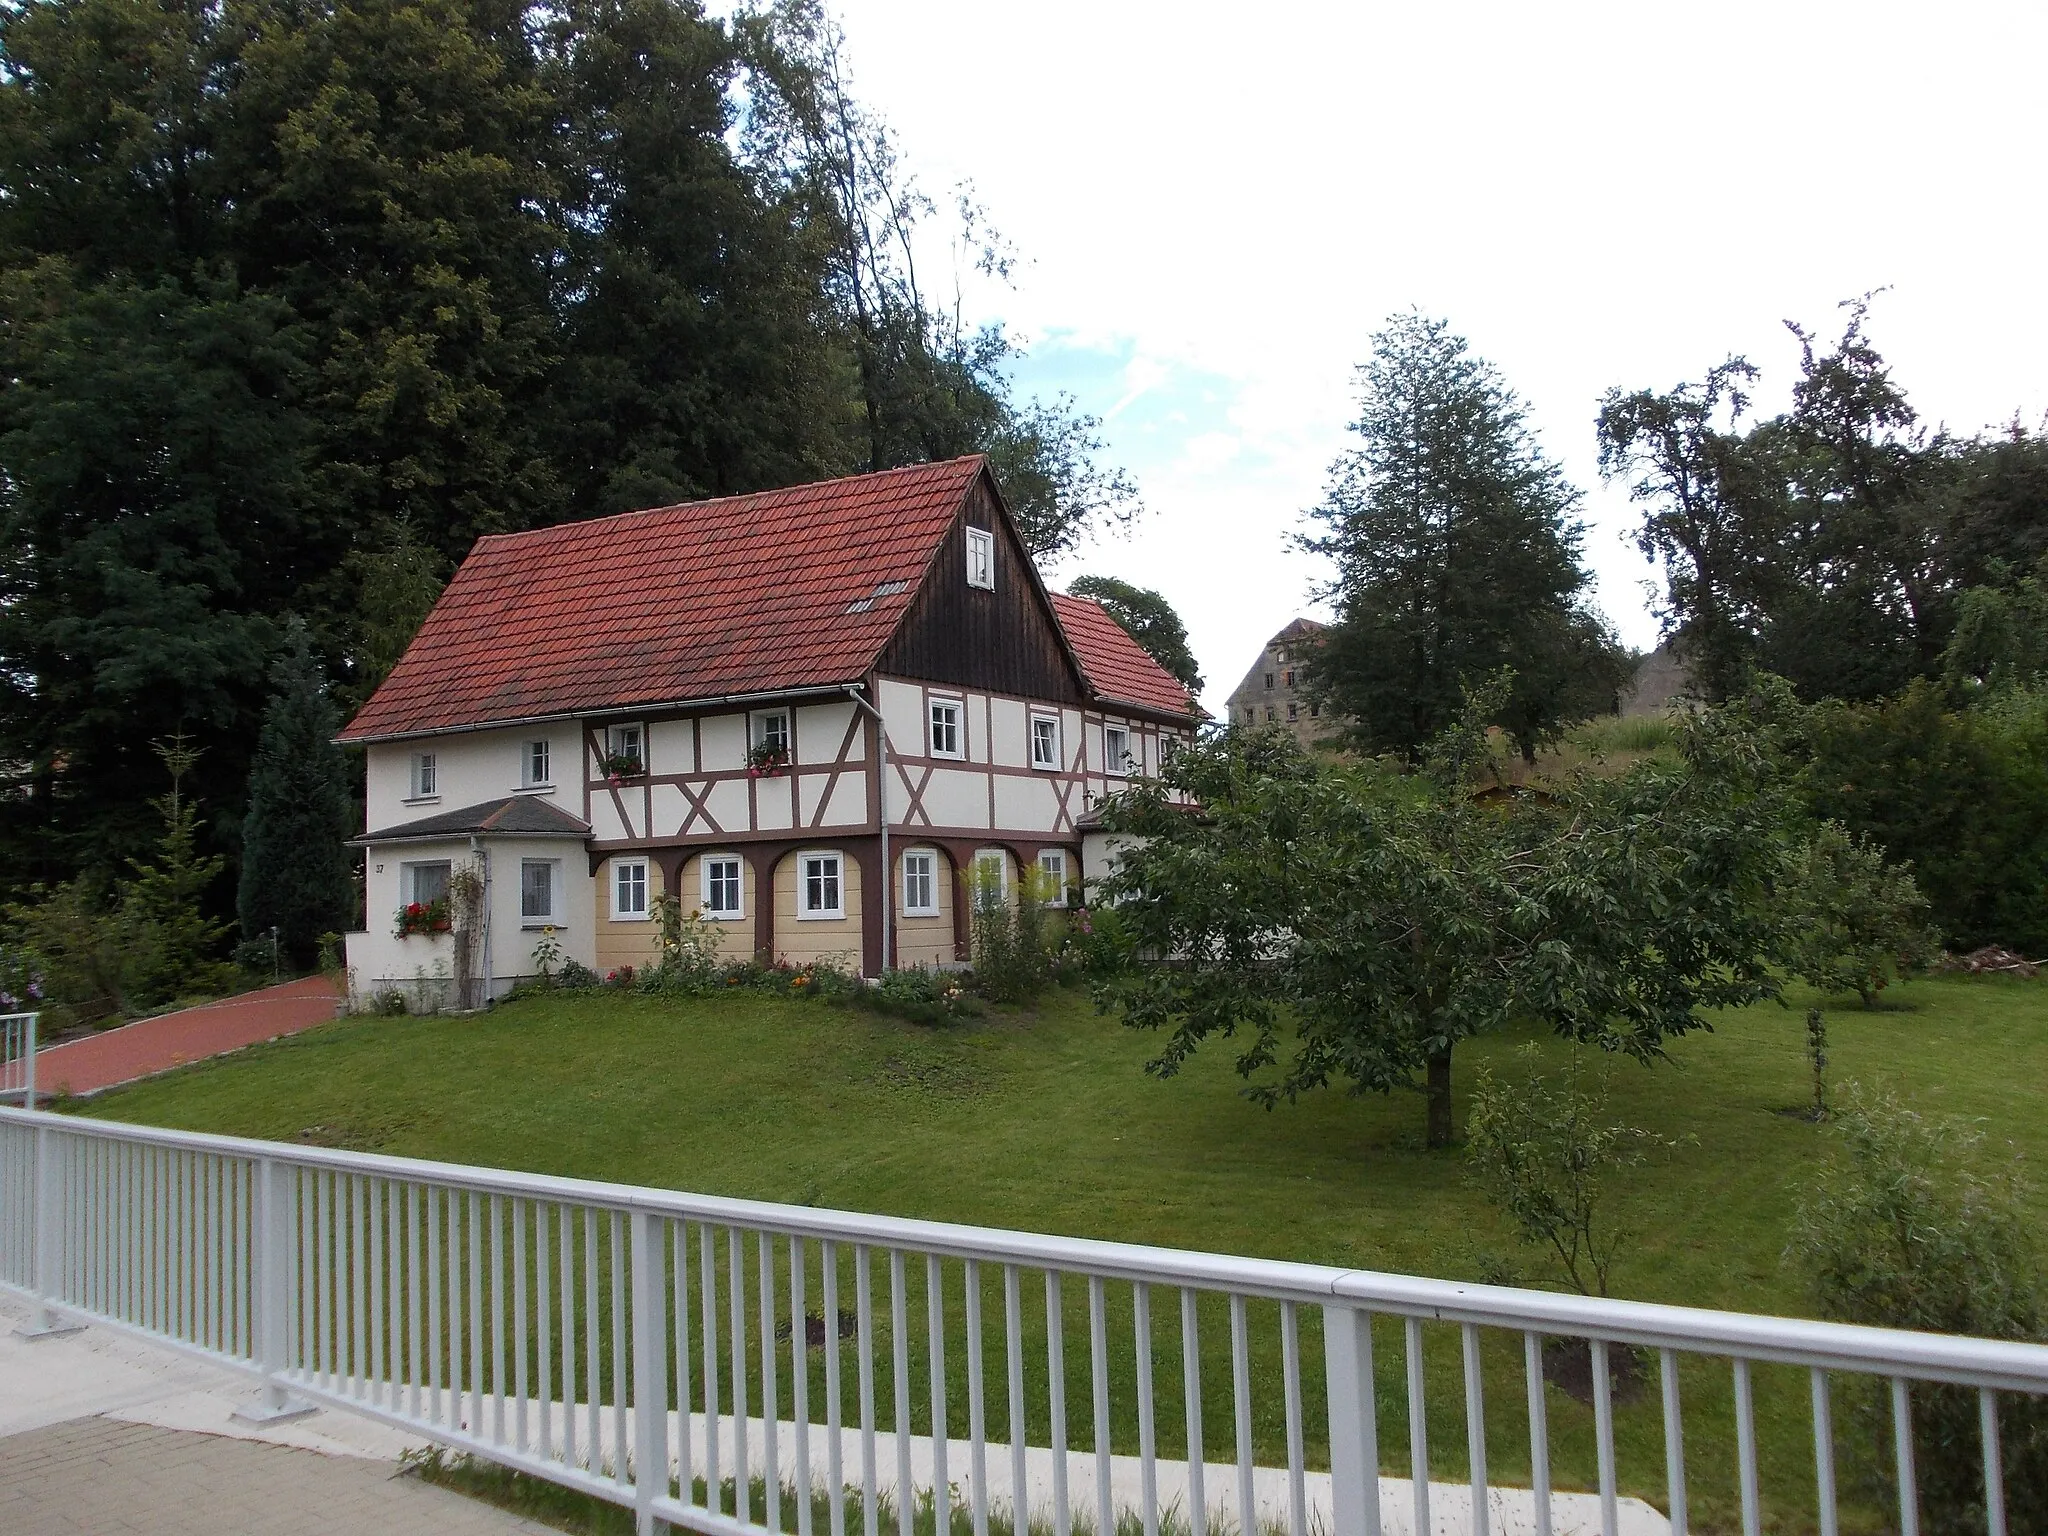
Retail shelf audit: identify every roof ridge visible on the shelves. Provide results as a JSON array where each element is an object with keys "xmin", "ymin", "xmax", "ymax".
[{"xmin": 474, "ymin": 455, "xmax": 989, "ymax": 548}]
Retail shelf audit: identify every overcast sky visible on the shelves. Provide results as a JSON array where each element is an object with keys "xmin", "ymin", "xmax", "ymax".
[{"xmin": 824, "ymin": 1, "xmax": 2048, "ymax": 713}]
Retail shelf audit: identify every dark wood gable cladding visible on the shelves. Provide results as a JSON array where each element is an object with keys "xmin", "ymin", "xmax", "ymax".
[{"xmin": 875, "ymin": 472, "xmax": 1087, "ymax": 704}]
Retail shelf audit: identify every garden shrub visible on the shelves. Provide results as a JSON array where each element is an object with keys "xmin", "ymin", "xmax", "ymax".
[
  {"xmin": 1466, "ymin": 1045, "xmax": 1679, "ymax": 1297},
  {"xmin": 1805, "ymin": 682, "xmax": 2048, "ymax": 953},
  {"xmin": 1789, "ymin": 1086, "xmax": 2048, "ymax": 1533},
  {"xmin": 841, "ymin": 967, "xmax": 984, "ymax": 1027},
  {"xmin": 966, "ymin": 862, "xmax": 1059, "ymax": 1004}
]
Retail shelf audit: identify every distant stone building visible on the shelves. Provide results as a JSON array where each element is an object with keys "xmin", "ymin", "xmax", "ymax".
[
  {"xmin": 1618, "ymin": 642, "xmax": 1697, "ymax": 716},
  {"xmin": 1225, "ymin": 618, "xmax": 1336, "ymax": 749}
]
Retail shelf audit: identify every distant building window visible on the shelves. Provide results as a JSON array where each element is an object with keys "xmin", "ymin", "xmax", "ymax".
[
  {"xmin": 1287, "ymin": 702, "xmax": 1299, "ymax": 722},
  {"xmin": 1263, "ymin": 673, "xmax": 1275, "ymax": 690},
  {"xmin": 754, "ymin": 711, "xmax": 789, "ymax": 753},
  {"xmin": 520, "ymin": 859, "xmax": 557, "ymax": 923},
  {"xmin": 407, "ymin": 861, "xmax": 451, "ymax": 906},
  {"xmin": 410, "ymin": 752, "xmax": 437, "ymax": 799},
  {"xmin": 605, "ymin": 723, "xmax": 643, "ymax": 774},
  {"xmin": 612, "ymin": 858, "xmax": 648, "ymax": 920},
  {"xmin": 523, "ymin": 739, "xmax": 551, "ymax": 788},
  {"xmin": 701, "ymin": 854, "xmax": 742, "ymax": 916},
  {"xmin": 1265, "ymin": 707, "xmax": 1276, "ymax": 722},
  {"xmin": 1285, "ymin": 670, "xmax": 1295, "ymax": 688},
  {"xmin": 965, "ymin": 527, "xmax": 995, "ymax": 590},
  {"xmin": 1104, "ymin": 725, "xmax": 1131, "ymax": 775},
  {"xmin": 1037, "ymin": 848, "xmax": 1069, "ymax": 905},
  {"xmin": 901, "ymin": 849, "xmax": 938, "ymax": 917},
  {"xmin": 799, "ymin": 852, "xmax": 844, "ymax": 918},
  {"xmin": 1310, "ymin": 703, "xmax": 1321, "ymax": 718},
  {"xmin": 1031, "ymin": 714, "xmax": 1060, "ymax": 769},
  {"xmin": 930, "ymin": 698, "xmax": 962, "ymax": 758}
]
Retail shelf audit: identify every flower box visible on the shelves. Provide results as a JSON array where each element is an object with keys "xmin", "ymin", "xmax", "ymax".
[
  {"xmin": 395, "ymin": 899, "xmax": 452, "ymax": 938},
  {"xmin": 745, "ymin": 742, "xmax": 791, "ymax": 778},
  {"xmin": 599, "ymin": 751, "xmax": 644, "ymax": 784}
]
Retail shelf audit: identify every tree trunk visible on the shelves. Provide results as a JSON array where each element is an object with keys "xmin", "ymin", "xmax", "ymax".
[{"xmin": 1425, "ymin": 1043, "xmax": 1455, "ymax": 1149}]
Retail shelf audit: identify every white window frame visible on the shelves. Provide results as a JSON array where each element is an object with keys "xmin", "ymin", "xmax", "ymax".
[
  {"xmin": 522, "ymin": 738, "xmax": 552, "ymax": 789},
  {"xmin": 929, "ymin": 697, "xmax": 963, "ymax": 759},
  {"xmin": 1030, "ymin": 713, "xmax": 1060, "ymax": 770},
  {"xmin": 519, "ymin": 858, "xmax": 560, "ymax": 926},
  {"xmin": 409, "ymin": 752, "xmax": 438, "ymax": 801},
  {"xmin": 965, "ymin": 526, "xmax": 995, "ymax": 590},
  {"xmin": 752, "ymin": 710, "xmax": 791, "ymax": 753},
  {"xmin": 1037, "ymin": 848, "xmax": 1069, "ymax": 905},
  {"xmin": 797, "ymin": 851, "xmax": 845, "ymax": 920},
  {"xmin": 604, "ymin": 723, "xmax": 644, "ymax": 772},
  {"xmin": 900, "ymin": 848, "xmax": 939, "ymax": 917},
  {"xmin": 973, "ymin": 848, "xmax": 1007, "ymax": 902},
  {"xmin": 406, "ymin": 861, "xmax": 452, "ymax": 906},
  {"xmin": 611, "ymin": 858, "xmax": 649, "ymax": 921},
  {"xmin": 700, "ymin": 853, "xmax": 744, "ymax": 918},
  {"xmin": 1103, "ymin": 725, "xmax": 1132, "ymax": 777}
]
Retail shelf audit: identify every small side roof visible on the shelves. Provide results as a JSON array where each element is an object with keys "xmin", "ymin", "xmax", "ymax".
[
  {"xmin": 353, "ymin": 796, "xmax": 592, "ymax": 847},
  {"xmin": 1050, "ymin": 594, "xmax": 1206, "ymax": 722}
]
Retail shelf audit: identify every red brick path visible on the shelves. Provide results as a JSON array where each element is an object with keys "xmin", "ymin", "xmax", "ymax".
[{"xmin": 32, "ymin": 975, "xmax": 345, "ymax": 1098}]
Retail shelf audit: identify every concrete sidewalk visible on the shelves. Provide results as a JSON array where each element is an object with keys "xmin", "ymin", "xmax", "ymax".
[{"xmin": 0, "ymin": 1298, "xmax": 556, "ymax": 1535}]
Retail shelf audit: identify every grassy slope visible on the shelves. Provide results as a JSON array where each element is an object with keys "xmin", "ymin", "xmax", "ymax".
[{"xmin": 79, "ymin": 977, "xmax": 2048, "ymax": 1532}]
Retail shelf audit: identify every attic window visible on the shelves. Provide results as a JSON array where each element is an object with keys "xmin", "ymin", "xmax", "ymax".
[
  {"xmin": 965, "ymin": 527, "xmax": 995, "ymax": 590},
  {"xmin": 845, "ymin": 578, "xmax": 912, "ymax": 615}
]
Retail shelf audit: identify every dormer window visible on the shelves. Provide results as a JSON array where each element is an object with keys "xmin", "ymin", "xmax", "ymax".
[{"xmin": 965, "ymin": 527, "xmax": 995, "ymax": 590}]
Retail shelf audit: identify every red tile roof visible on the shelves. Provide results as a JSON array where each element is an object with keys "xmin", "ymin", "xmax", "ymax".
[
  {"xmin": 1050, "ymin": 593, "xmax": 1206, "ymax": 721},
  {"xmin": 341, "ymin": 458, "xmax": 990, "ymax": 742}
]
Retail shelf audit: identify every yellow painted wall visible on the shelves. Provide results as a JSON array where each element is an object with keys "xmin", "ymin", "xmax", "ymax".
[
  {"xmin": 593, "ymin": 859, "xmax": 665, "ymax": 975},
  {"xmin": 679, "ymin": 851, "xmax": 756, "ymax": 961},
  {"xmin": 771, "ymin": 849, "xmax": 863, "ymax": 967},
  {"xmin": 893, "ymin": 845, "xmax": 957, "ymax": 969}
]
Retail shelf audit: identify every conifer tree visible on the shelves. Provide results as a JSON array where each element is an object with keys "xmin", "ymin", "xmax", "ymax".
[
  {"xmin": 238, "ymin": 626, "xmax": 353, "ymax": 966},
  {"xmin": 1304, "ymin": 313, "xmax": 1628, "ymax": 760}
]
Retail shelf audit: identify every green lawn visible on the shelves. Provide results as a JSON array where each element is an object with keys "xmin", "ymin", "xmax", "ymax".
[{"xmin": 76, "ymin": 975, "xmax": 2048, "ymax": 1533}]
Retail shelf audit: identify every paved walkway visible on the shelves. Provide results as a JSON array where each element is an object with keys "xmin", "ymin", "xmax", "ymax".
[
  {"xmin": 30, "ymin": 976, "xmax": 345, "ymax": 1098},
  {"xmin": 0, "ymin": 1418, "xmax": 559, "ymax": 1535},
  {"xmin": 0, "ymin": 1298, "xmax": 557, "ymax": 1535}
]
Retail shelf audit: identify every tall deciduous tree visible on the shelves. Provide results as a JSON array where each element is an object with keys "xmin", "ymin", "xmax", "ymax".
[
  {"xmin": 1304, "ymin": 314, "xmax": 1627, "ymax": 761},
  {"xmin": 1067, "ymin": 576, "xmax": 1202, "ymax": 694},
  {"xmin": 239, "ymin": 626, "xmax": 355, "ymax": 965},
  {"xmin": 1094, "ymin": 685, "xmax": 1808, "ymax": 1149}
]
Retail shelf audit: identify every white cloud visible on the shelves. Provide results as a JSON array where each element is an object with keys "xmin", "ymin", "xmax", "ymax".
[{"xmin": 825, "ymin": 0, "xmax": 2048, "ymax": 712}]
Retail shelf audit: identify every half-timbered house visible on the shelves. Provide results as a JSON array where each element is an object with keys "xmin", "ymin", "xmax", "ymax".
[{"xmin": 338, "ymin": 457, "xmax": 1204, "ymax": 1002}]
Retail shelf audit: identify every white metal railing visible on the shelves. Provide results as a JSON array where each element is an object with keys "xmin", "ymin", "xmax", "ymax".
[
  {"xmin": 2, "ymin": 1106, "xmax": 2043, "ymax": 1536},
  {"xmin": 0, "ymin": 1012, "xmax": 34, "ymax": 1107}
]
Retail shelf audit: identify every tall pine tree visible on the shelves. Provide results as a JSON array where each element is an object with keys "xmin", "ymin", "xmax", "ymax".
[
  {"xmin": 1304, "ymin": 313, "xmax": 1627, "ymax": 760},
  {"xmin": 238, "ymin": 625, "xmax": 353, "ymax": 966}
]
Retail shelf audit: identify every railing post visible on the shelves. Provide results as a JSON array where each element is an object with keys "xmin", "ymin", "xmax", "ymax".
[
  {"xmin": 22, "ymin": 1012, "xmax": 34, "ymax": 1111},
  {"xmin": 1322, "ymin": 1304, "xmax": 1382, "ymax": 1536},
  {"xmin": 234, "ymin": 1156, "xmax": 313, "ymax": 1422},
  {"xmin": 631, "ymin": 1210, "xmax": 668, "ymax": 1536},
  {"xmin": 19, "ymin": 1120, "xmax": 82, "ymax": 1337}
]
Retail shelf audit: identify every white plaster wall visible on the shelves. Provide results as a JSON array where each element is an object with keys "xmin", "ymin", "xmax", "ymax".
[
  {"xmin": 365, "ymin": 727, "xmax": 569, "ymax": 831},
  {"xmin": 649, "ymin": 718, "xmax": 694, "ymax": 775},
  {"xmin": 988, "ymin": 698, "xmax": 1026, "ymax": 767},
  {"xmin": 700, "ymin": 713, "xmax": 746, "ymax": 772},
  {"xmin": 704, "ymin": 779, "xmax": 750, "ymax": 833},
  {"xmin": 993, "ymin": 773, "xmax": 1059, "ymax": 833},
  {"xmin": 795, "ymin": 701, "xmax": 859, "ymax": 765},
  {"xmin": 878, "ymin": 678, "xmax": 925, "ymax": 757},
  {"xmin": 922, "ymin": 768, "xmax": 990, "ymax": 829},
  {"xmin": 755, "ymin": 776, "xmax": 795, "ymax": 831}
]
